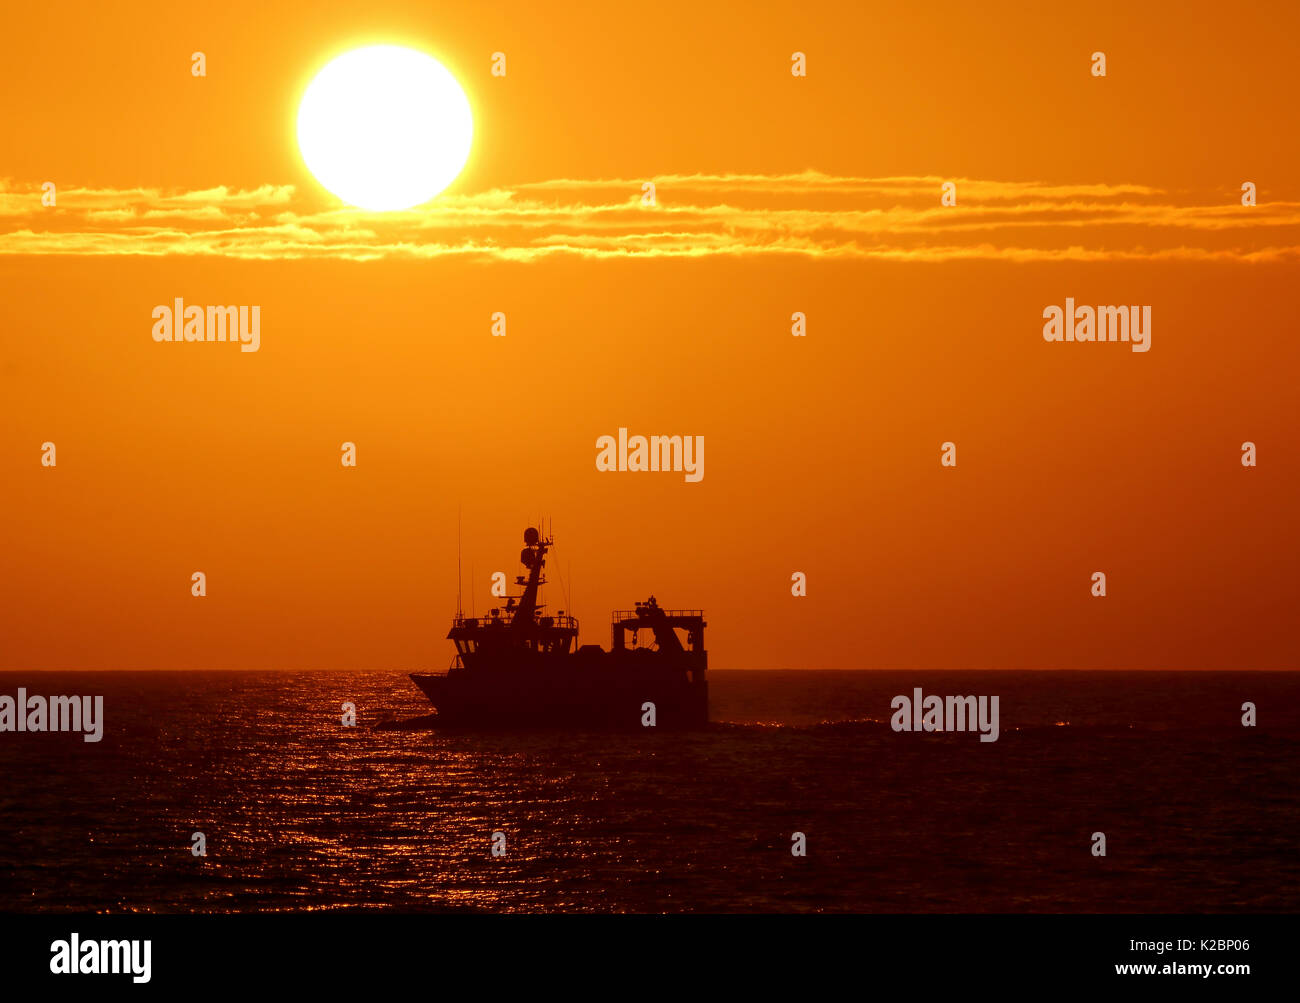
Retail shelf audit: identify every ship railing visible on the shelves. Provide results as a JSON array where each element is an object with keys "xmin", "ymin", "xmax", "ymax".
[
  {"xmin": 611, "ymin": 608, "xmax": 705, "ymax": 622},
  {"xmin": 452, "ymin": 613, "xmax": 579, "ymax": 631}
]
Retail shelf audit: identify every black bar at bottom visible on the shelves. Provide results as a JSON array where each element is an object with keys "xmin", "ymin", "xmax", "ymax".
[{"xmin": 0, "ymin": 913, "xmax": 1282, "ymax": 990}]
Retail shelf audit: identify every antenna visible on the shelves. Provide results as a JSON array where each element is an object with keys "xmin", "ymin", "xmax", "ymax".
[{"xmin": 456, "ymin": 504, "xmax": 463, "ymax": 617}]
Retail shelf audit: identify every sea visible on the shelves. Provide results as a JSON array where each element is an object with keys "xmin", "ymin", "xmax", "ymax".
[{"xmin": 1, "ymin": 670, "xmax": 1296, "ymax": 913}]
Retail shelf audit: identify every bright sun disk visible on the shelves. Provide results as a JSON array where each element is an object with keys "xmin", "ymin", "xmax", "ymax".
[{"xmin": 297, "ymin": 45, "xmax": 473, "ymax": 211}]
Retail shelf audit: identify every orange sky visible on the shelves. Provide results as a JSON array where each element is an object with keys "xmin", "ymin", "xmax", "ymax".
[{"xmin": 2, "ymin": 0, "xmax": 1297, "ymax": 670}]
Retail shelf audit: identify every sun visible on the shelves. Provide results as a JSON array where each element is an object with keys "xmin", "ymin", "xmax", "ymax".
[{"xmin": 297, "ymin": 45, "xmax": 473, "ymax": 211}]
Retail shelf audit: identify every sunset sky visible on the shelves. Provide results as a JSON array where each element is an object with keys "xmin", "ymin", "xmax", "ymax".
[{"xmin": 3, "ymin": 0, "xmax": 1297, "ymax": 670}]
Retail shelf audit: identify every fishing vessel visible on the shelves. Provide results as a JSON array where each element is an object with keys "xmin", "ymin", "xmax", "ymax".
[{"xmin": 410, "ymin": 527, "xmax": 708, "ymax": 729}]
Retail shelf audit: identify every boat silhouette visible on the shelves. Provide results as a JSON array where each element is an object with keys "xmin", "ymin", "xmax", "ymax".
[{"xmin": 410, "ymin": 527, "xmax": 708, "ymax": 729}]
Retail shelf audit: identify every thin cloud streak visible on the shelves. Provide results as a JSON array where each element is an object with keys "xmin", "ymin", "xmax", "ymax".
[{"xmin": 0, "ymin": 175, "xmax": 1293, "ymax": 262}]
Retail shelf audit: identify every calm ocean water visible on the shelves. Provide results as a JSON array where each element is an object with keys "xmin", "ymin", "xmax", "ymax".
[{"xmin": 1, "ymin": 670, "xmax": 1296, "ymax": 913}]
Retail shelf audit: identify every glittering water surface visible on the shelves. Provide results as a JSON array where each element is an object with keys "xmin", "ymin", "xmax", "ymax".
[{"xmin": 1, "ymin": 670, "xmax": 1297, "ymax": 912}]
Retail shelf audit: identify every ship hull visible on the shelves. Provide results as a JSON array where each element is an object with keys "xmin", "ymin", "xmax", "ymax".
[{"xmin": 410, "ymin": 659, "xmax": 707, "ymax": 730}]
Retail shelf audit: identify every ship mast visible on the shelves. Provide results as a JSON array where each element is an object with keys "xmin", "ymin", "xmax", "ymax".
[{"xmin": 511, "ymin": 526, "xmax": 549, "ymax": 633}]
